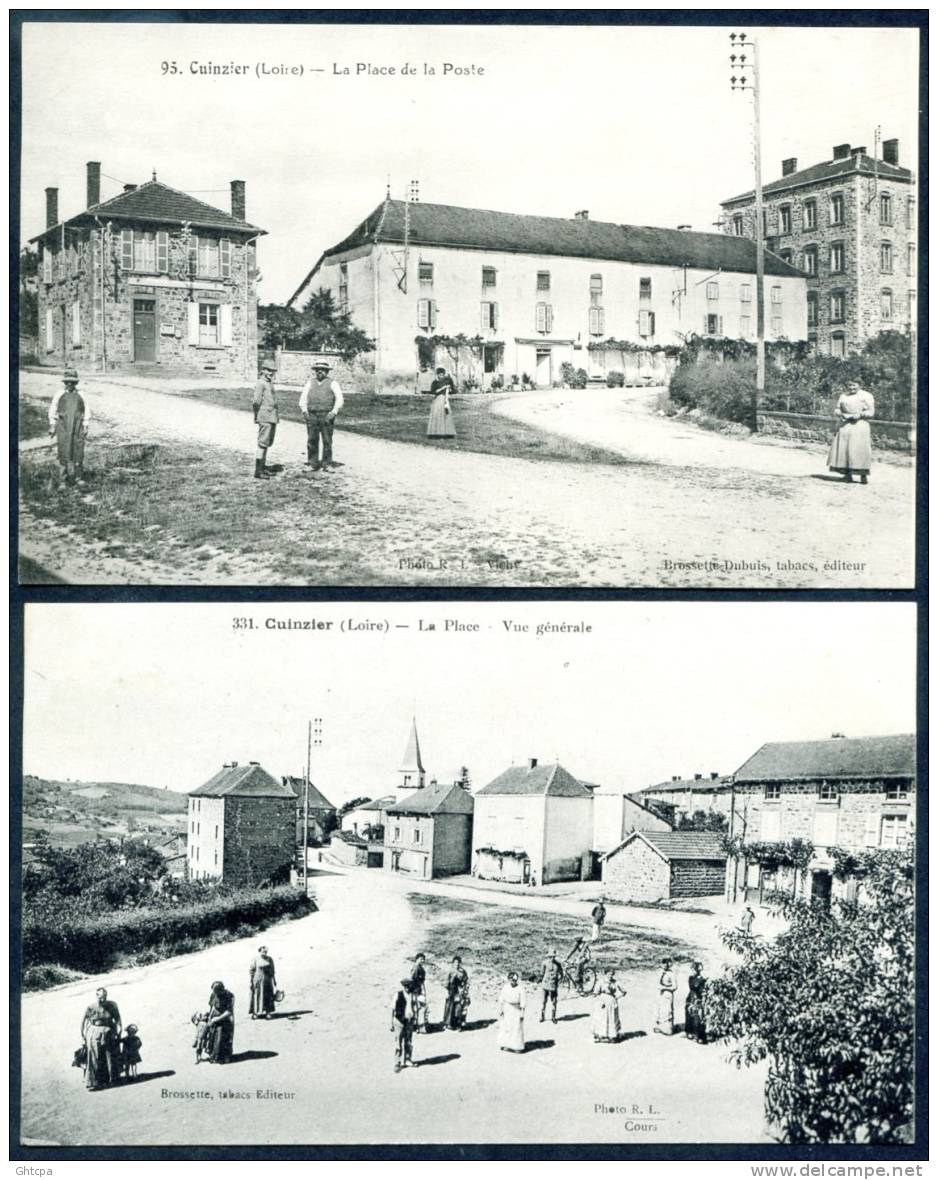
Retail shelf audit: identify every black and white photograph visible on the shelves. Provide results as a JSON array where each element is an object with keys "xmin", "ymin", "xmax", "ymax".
[
  {"xmin": 15, "ymin": 17, "xmax": 920, "ymax": 588},
  {"xmin": 16, "ymin": 601, "xmax": 918, "ymax": 1148}
]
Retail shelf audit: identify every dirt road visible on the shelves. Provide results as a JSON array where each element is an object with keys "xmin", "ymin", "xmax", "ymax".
[
  {"xmin": 20, "ymin": 869, "xmax": 772, "ymax": 1147},
  {"xmin": 18, "ymin": 372, "xmax": 913, "ymax": 587}
]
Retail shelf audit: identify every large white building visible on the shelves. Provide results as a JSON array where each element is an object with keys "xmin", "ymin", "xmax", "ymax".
[{"xmin": 289, "ymin": 197, "xmax": 808, "ymax": 390}]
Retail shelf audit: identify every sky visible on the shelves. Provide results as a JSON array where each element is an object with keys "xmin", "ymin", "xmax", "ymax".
[
  {"xmin": 19, "ymin": 20, "xmax": 919, "ymax": 303},
  {"xmin": 22, "ymin": 603, "xmax": 917, "ymax": 804}
]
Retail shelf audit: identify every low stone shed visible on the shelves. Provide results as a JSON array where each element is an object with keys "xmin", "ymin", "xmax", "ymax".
[{"xmin": 601, "ymin": 830, "xmax": 726, "ymax": 902}]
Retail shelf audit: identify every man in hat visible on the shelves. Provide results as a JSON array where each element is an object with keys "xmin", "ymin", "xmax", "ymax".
[
  {"xmin": 48, "ymin": 369, "xmax": 91, "ymax": 485},
  {"xmin": 590, "ymin": 897, "xmax": 607, "ymax": 943},
  {"xmin": 391, "ymin": 978, "xmax": 417, "ymax": 1073},
  {"xmin": 252, "ymin": 360, "xmax": 280, "ymax": 480},
  {"xmin": 298, "ymin": 360, "xmax": 344, "ymax": 471}
]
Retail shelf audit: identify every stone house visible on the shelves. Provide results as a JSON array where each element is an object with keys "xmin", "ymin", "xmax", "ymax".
[
  {"xmin": 30, "ymin": 161, "xmax": 265, "ymax": 378},
  {"xmin": 721, "ymin": 138, "xmax": 916, "ymax": 356},
  {"xmin": 282, "ymin": 776, "xmax": 337, "ymax": 845},
  {"xmin": 289, "ymin": 197, "xmax": 807, "ymax": 391},
  {"xmin": 636, "ymin": 773, "xmax": 733, "ymax": 826},
  {"xmin": 384, "ymin": 780, "xmax": 474, "ymax": 880},
  {"xmin": 473, "ymin": 758, "xmax": 594, "ymax": 885},
  {"xmin": 602, "ymin": 830, "xmax": 727, "ymax": 902},
  {"xmin": 728, "ymin": 733, "xmax": 916, "ymax": 903},
  {"xmin": 186, "ymin": 762, "xmax": 295, "ymax": 885}
]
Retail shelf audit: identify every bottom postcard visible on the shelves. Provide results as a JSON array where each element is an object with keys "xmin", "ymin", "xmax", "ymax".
[{"xmin": 16, "ymin": 601, "xmax": 919, "ymax": 1150}]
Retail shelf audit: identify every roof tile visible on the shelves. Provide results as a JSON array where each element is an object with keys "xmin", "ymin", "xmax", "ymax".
[{"xmin": 734, "ymin": 734, "xmax": 915, "ymax": 782}]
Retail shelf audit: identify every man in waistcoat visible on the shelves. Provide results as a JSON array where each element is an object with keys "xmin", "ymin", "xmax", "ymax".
[
  {"xmin": 299, "ymin": 360, "xmax": 344, "ymax": 472},
  {"xmin": 48, "ymin": 369, "xmax": 91, "ymax": 485},
  {"xmin": 252, "ymin": 360, "xmax": 280, "ymax": 480}
]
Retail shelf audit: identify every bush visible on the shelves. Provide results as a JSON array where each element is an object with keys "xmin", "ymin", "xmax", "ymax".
[
  {"xmin": 22, "ymin": 963, "xmax": 84, "ymax": 991},
  {"xmin": 559, "ymin": 362, "xmax": 588, "ymax": 389},
  {"xmin": 605, "ymin": 370, "xmax": 625, "ymax": 387},
  {"xmin": 23, "ymin": 884, "xmax": 314, "ymax": 973},
  {"xmin": 669, "ymin": 355, "xmax": 757, "ymax": 425}
]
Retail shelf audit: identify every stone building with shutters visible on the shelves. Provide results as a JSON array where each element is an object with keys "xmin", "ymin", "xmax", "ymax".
[
  {"xmin": 187, "ymin": 761, "xmax": 296, "ymax": 886},
  {"xmin": 384, "ymin": 779, "xmax": 475, "ymax": 880},
  {"xmin": 720, "ymin": 138, "xmax": 916, "ymax": 356},
  {"xmin": 726, "ymin": 733, "xmax": 916, "ymax": 904},
  {"xmin": 602, "ymin": 830, "xmax": 727, "ymax": 902},
  {"xmin": 288, "ymin": 196, "xmax": 807, "ymax": 391},
  {"xmin": 29, "ymin": 162, "xmax": 265, "ymax": 378}
]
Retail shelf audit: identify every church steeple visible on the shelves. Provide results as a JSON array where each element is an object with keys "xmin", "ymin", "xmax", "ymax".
[{"xmin": 398, "ymin": 717, "xmax": 426, "ymax": 793}]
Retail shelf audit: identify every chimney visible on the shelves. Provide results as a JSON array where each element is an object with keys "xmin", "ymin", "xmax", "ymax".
[
  {"xmin": 230, "ymin": 179, "xmax": 246, "ymax": 221},
  {"xmin": 833, "ymin": 143, "xmax": 851, "ymax": 160},
  {"xmin": 45, "ymin": 187, "xmax": 58, "ymax": 229},
  {"xmin": 677, "ymin": 224, "xmax": 692, "ymax": 230},
  {"xmin": 830, "ymin": 733, "xmax": 846, "ymax": 739},
  {"xmin": 694, "ymin": 773, "xmax": 703, "ymax": 781},
  {"xmin": 672, "ymin": 775, "xmax": 680, "ymax": 782},
  {"xmin": 781, "ymin": 157, "xmax": 798, "ymax": 176},
  {"xmin": 850, "ymin": 146, "xmax": 867, "ymax": 159},
  {"xmin": 249, "ymin": 760, "xmax": 259, "ymax": 765},
  {"xmin": 86, "ymin": 161, "xmax": 101, "ymax": 208},
  {"xmin": 231, "ymin": 760, "xmax": 239, "ymax": 767},
  {"xmin": 883, "ymin": 138, "xmax": 899, "ymax": 166},
  {"xmin": 710, "ymin": 772, "xmax": 720, "ymax": 781},
  {"xmin": 574, "ymin": 210, "xmax": 589, "ymax": 220},
  {"xmin": 123, "ymin": 183, "xmax": 137, "ymax": 193},
  {"xmin": 528, "ymin": 757, "xmax": 538, "ymax": 770}
]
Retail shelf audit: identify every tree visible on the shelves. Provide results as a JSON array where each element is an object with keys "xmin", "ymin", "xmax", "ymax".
[
  {"xmin": 456, "ymin": 766, "xmax": 471, "ymax": 790},
  {"xmin": 706, "ymin": 849, "xmax": 914, "ymax": 1144},
  {"xmin": 677, "ymin": 809, "xmax": 727, "ymax": 832},
  {"xmin": 337, "ymin": 795, "xmax": 371, "ymax": 818},
  {"xmin": 19, "ymin": 248, "xmax": 39, "ymax": 336},
  {"xmin": 295, "ymin": 288, "xmax": 373, "ymax": 359},
  {"xmin": 258, "ymin": 304, "xmax": 304, "ymax": 351}
]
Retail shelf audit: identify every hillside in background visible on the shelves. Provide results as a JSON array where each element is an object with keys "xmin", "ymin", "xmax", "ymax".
[{"xmin": 22, "ymin": 774, "xmax": 188, "ymax": 848}]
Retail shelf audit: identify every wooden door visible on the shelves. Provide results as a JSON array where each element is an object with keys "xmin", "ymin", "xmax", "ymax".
[{"xmin": 133, "ymin": 298, "xmax": 157, "ymax": 362}]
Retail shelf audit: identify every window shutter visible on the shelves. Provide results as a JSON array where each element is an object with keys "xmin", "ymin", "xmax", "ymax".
[
  {"xmin": 417, "ymin": 299, "xmax": 428, "ymax": 329},
  {"xmin": 536, "ymin": 302, "xmax": 546, "ymax": 332},
  {"xmin": 649, "ymin": 312, "xmax": 655, "ymax": 336},
  {"xmin": 481, "ymin": 302, "xmax": 488, "ymax": 330},
  {"xmin": 42, "ymin": 249, "xmax": 52, "ymax": 284},
  {"xmin": 546, "ymin": 304, "xmax": 554, "ymax": 332},
  {"xmin": 157, "ymin": 231, "xmax": 169, "ymax": 273},
  {"xmin": 864, "ymin": 812, "xmax": 880, "ymax": 847},
  {"xmin": 188, "ymin": 236, "xmax": 199, "ymax": 277},
  {"xmin": 220, "ymin": 238, "xmax": 232, "ymax": 279},
  {"xmin": 704, "ymin": 315, "xmax": 709, "ymax": 333},
  {"xmin": 71, "ymin": 301, "xmax": 81, "ymax": 346},
  {"xmin": 121, "ymin": 228, "xmax": 134, "ymax": 270},
  {"xmin": 219, "ymin": 304, "xmax": 233, "ymax": 346},
  {"xmin": 598, "ymin": 308, "xmax": 605, "ymax": 335},
  {"xmin": 492, "ymin": 302, "xmax": 498, "ymax": 329},
  {"xmin": 718, "ymin": 316, "xmax": 724, "ymax": 335},
  {"xmin": 45, "ymin": 308, "xmax": 54, "ymax": 350},
  {"xmin": 187, "ymin": 302, "xmax": 200, "ymax": 345},
  {"xmin": 429, "ymin": 300, "xmax": 437, "ymax": 329}
]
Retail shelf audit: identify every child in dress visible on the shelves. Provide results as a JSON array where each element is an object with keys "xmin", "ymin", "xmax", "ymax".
[
  {"xmin": 121, "ymin": 1024, "xmax": 142, "ymax": 1078},
  {"xmin": 191, "ymin": 1011, "xmax": 212, "ymax": 1063}
]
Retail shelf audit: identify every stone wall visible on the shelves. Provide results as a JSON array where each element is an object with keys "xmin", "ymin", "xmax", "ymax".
[
  {"xmin": 223, "ymin": 796, "xmax": 295, "ymax": 886},
  {"xmin": 757, "ymin": 410, "xmax": 912, "ymax": 451},
  {"xmin": 670, "ymin": 859, "xmax": 726, "ymax": 897},
  {"xmin": 269, "ymin": 348, "xmax": 376, "ymax": 392},
  {"xmin": 602, "ymin": 837, "xmax": 670, "ymax": 902}
]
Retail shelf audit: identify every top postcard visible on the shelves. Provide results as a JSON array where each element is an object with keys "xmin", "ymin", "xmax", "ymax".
[{"xmin": 15, "ymin": 18, "xmax": 920, "ymax": 588}]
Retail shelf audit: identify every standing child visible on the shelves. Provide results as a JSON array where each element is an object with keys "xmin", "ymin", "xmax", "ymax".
[
  {"xmin": 191, "ymin": 1011, "xmax": 211, "ymax": 1063},
  {"xmin": 121, "ymin": 1024, "xmax": 142, "ymax": 1079}
]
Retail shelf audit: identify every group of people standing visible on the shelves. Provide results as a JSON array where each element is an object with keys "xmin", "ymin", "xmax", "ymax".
[{"xmin": 391, "ymin": 954, "xmax": 471, "ymax": 1072}]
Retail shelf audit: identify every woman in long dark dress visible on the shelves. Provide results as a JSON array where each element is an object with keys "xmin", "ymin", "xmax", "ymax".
[
  {"xmin": 80, "ymin": 987, "xmax": 122, "ymax": 1090},
  {"xmin": 685, "ymin": 962, "xmax": 708, "ymax": 1043},
  {"xmin": 426, "ymin": 367, "xmax": 457, "ymax": 439},
  {"xmin": 248, "ymin": 946, "xmax": 277, "ymax": 1019},
  {"xmin": 206, "ymin": 981, "xmax": 235, "ymax": 1063},
  {"xmin": 443, "ymin": 956, "xmax": 470, "ymax": 1030}
]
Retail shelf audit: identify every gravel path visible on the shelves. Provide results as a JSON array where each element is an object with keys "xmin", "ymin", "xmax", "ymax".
[
  {"xmin": 19, "ymin": 869, "xmax": 771, "ymax": 1147},
  {"xmin": 18, "ymin": 372, "xmax": 914, "ymax": 587}
]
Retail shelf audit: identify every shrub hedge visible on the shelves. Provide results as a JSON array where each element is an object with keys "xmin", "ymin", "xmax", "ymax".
[{"xmin": 23, "ymin": 885, "xmax": 313, "ymax": 973}]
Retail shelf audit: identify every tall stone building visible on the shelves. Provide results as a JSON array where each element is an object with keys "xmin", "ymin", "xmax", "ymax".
[
  {"xmin": 187, "ymin": 761, "xmax": 296, "ymax": 885},
  {"xmin": 30, "ymin": 162, "xmax": 265, "ymax": 378},
  {"xmin": 720, "ymin": 138, "xmax": 916, "ymax": 356}
]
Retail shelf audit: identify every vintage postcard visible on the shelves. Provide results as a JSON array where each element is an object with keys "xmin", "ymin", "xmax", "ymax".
[
  {"xmin": 16, "ymin": 601, "xmax": 919, "ymax": 1149},
  {"xmin": 15, "ymin": 17, "xmax": 920, "ymax": 588}
]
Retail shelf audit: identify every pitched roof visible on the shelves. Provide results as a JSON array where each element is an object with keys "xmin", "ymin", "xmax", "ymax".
[
  {"xmin": 604, "ymin": 830, "xmax": 725, "ymax": 862},
  {"xmin": 477, "ymin": 761, "xmax": 593, "ymax": 798},
  {"xmin": 642, "ymin": 777, "xmax": 732, "ymax": 795},
  {"xmin": 353, "ymin": 795, "xmax": 397, "ymax": 812},
  {"xmin": 722, "ymin": 152, "xmax": 914, "ymax": 206},
  {"xmin": 319, "ymin": 199, "xmax": 804, "ymax": 278},
  {"xmin": 733, "ymin": 734, "xmax": 916, "ymax": 783},
  {"xmin": 386, "ymin": 781, "xmax": 474, "ymax": 817},
  {"xmin": 281, "ymin": 776, "xmax": 336, "ymax": 811},
  {"xmin": 31, "ymin": 178, "xmax": 265, "ymax": 242},
  {"xmin": 400, "ymin": 718, "xmax": 425, "ymax": 773},
  {"xmin": 190, "ymin": 763, "xmax": 295, "ymax": 799}
]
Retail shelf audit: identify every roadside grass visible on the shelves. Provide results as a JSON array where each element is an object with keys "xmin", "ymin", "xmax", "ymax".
[
  {"xmin": 159, "ymin": 385, "xmax": 636, "ymax": 468},
  {"xmin": 19, "ymin": 398, "xmax": 50, "ymax": 442},
  {"xmin": 18, "ymin": 441, "xmax": 392, "ymax": 584},
  {"xmin": 405, "ymin": 893, "xmax": 699, "ymax": 1003}
]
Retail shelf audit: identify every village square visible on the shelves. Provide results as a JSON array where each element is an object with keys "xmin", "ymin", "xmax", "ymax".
[
  {"xmin": 16, "ymin": 24, "xmax": 919, "ymax": 588},
  {"xmin": 18, "ymin": 603, "xmax": 917, "ymax": 1147}
]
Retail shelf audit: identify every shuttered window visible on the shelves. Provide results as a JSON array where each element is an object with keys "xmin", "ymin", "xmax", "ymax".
[
  {"xmin": 135, "ymin": 231, "xmax": 156, "ymax": 272},
  {"xmin": 417, "ymin": 298, "xmax": 437, "ymax": 329},
  {"xmin": 638, "ymin": 309, "xmax": 655, "ymax": 337},
  {"xmin": 535, "ymin": 302, "xmax": 553, "ymax": 332},
  {"xmin": 771, "ymin": 285, "xmax": 782, "ymax": 305},
  {"xmin": 740, "ymin": 283, "xmax": 752, "ymax": 302},
  {"xmin": 480, "ymin": 301, "xmax": 498, "ymax": 329},
  {"xmin": 706, "ymin": 282, "xmax": 719, "ymax": 299},
  {"xmin": 705, "ymin": 314, "xmax": 723, "ymax": 336},
  {"xmin": 588, "ymin": 307, "xmax": 605, "ymax": 335}
]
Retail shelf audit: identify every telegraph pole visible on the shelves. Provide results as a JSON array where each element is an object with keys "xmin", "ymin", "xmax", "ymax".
[
  {"xmin": 730, "ymin": 32, "xmax": 765, "ymax": 433},
  {"xmin": 301, "ymin": 717, "xmax": 323, "ymax": 893}
]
